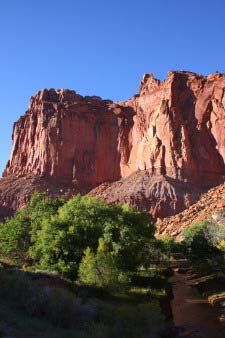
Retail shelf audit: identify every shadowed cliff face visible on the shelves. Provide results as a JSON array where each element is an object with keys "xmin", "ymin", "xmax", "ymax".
[{"xmin": 1, "ymin": 71, "xmax": 225, "ymax": 220}]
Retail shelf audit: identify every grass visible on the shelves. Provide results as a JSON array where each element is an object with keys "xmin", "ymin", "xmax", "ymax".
[{"xmin": 0, "ymin": 265, "xmax": 172, "ymax": 338}]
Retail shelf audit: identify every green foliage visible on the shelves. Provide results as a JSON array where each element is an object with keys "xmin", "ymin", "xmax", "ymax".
[
  {"xmin": 0, "ymin": 192, "xmax": 155, "ymax": 282},
  {"xmin": 29, "ymin": 195, "xmax": 154, "ymax": 279},
  {"xmin": 183, "ymin": 220, "xmax": 225, "ymax": 247},
  {"xmin": 78, "ymin": 247, "xmax": 97, "ymax": 285},
  {"xmin": 29, "ymin": 216, "xmax": 79, "ymax": 278},
  {"xmin": 183, "ymin": 220, "xmax": 211, "ymax": 245},
  {"xmin": 139, "ymin": 236, "xmax": 185, "ymax": 270},
  {"xmin": 218, "ymin": 240, "xmax": 225, "ymax": 251},
  {"xmin": 29, "ymin": 195, "xmax": 113, "ymax": 278},
  {"xmin": 0, "ymin": 208, "xmax": 30, "ymax": 261},
  {"xmin": 79, "ymin": 239, "xmax": 131, "ymax": 289},
  {"xmin": 157, "ymin": 235, "xmax": 181, "ymax": 254},
  {"xmin": 102, "ymin": 204, "xmax": 155, "ymax": 271},
  {"xmin": 28, "ymin": 192, "xmax": 65, "ymax": 243},
  {"xmin": 182, "ymin": 220, "xmax": 225, "ymax": 269},
  {"xmin": 0, "ymin": 190, "xmax": 171, "ymax": 337},
  {"xmin": 0, "ymin": 192, "xmax": 65, "ymax": 264}
]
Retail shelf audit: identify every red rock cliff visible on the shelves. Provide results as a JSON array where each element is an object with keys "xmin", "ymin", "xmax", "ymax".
[
  {"xmin": 3, "ymin": 89, "xmax": 134, "ymax": 188},
  {"xmin": 2, "ymin": 71, "xmax": 225, "ymax": 219},
  {"xmin": 120, "ymin": 71, "xmax": 225, "ymax": 181}
]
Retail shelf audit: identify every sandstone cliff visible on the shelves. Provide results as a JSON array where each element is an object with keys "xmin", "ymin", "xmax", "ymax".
[
  {"xmin": 1, "ymin": 71, "xmax": 225, "ymax": 220},
  {"xmin": 3, "ymin": 90, "xmax": 134, "ymax": 187}
]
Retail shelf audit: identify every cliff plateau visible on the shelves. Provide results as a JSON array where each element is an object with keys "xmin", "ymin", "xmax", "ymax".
[{"xmin": 1, "ymin": 71, "xmax": 225, "ymax": 221}]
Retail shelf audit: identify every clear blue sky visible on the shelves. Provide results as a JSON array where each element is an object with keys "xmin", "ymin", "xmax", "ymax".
[{"xmin": 1, "ymin": 0, "xmax": 225, "ymax": 176}]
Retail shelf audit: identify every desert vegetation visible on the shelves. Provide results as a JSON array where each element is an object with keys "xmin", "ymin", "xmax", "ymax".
[
  {"xmin": 0, "ymin": 193, "xmax": 176, "ymax": 337},
  {"xmin": 1, "ymin": 192, "xmax": 225, "ymax": 337},
  {"xmin": 182, "ymin": 219, "xmax": 225, "ymax": 274}
]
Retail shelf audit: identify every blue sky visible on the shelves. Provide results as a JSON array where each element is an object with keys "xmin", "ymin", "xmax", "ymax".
[{"xmin": 1, "ymin": 0, "xmax": 225, "ymax": 176}]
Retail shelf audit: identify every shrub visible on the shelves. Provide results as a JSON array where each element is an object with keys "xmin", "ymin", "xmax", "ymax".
[
  {"xmin": 183, "ymin": 220, "xmax": 225, "ymax": 247},
  {"xmin": 0, "ymin": 267, "xmax": 166, "ymax": 337},
  {"xmin": 182, "ymin": 220, "xmax": 225, "ymax": 268}
]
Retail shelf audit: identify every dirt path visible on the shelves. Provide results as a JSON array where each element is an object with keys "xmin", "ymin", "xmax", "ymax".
[{"xmin": 169, "ymin": 272, "xmax": 225, "ymax": 338}]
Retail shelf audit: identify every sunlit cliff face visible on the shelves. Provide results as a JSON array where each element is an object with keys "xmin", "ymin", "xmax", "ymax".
[{"xmin": 1, "ymin": 71, "xmax": 225, "ymax": 220}]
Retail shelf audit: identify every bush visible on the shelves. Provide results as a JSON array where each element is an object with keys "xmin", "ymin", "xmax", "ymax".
[
  {"xmin": 95, "ymin": 301, "xmax": 165, "ymax": 338},
  {"xmin": 182, "ymin": 220, "xmax": 225, "ymax": 268},
  {"xmin": 0, "ymin": 268, "xmax": 97, "ymax": 328},
  {"xmin": 0, "ymin": 268, "xmax": 166, "ymax": 337},
  {"xmin": 183, "ymin": 220, "xmax": 225, "ymax": 247}
]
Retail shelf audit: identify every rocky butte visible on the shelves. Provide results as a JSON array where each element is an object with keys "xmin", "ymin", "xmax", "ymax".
[{"xmin": 1, "ymin": 71, "xmax": 225, "ymax": 224}]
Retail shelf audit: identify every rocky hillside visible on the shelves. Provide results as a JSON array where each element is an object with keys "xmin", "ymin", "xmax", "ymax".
[
  {"xmin": 1, "ymin": 71, "xmax": 225, "ymax": 220},
  {"xmin": 156, "ymin": 181, "xmax": 225, "ymax": 238}
]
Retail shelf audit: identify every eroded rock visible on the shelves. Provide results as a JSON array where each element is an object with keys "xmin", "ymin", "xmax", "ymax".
[{"xmin": 1, "ymin": 71, "xmax": 225, "ymax": 221}]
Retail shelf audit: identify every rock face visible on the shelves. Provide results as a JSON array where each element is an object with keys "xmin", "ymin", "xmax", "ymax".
[
  {"xmin": 3, "ymin": 89, "xmax": 134, "ymax": 188},
  {"xmin": 156, "ymin": 181, "xmax": 225, "ymax": 239},
  {"xmin": 88, "ymin": 171, "xmax": 205, "ymax": 219},
  {"xmin": 121, "ymin": 71, "xmax": 225, "ymax": 181},
  {"xmin": 1, "ymin": 71, "xmax": 225, "ymax": 220}
]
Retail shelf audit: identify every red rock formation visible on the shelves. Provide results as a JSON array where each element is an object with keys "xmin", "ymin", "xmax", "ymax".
[
  {"xmin": 1, "ymin": 71, "xmax": 225, "ymax": 220},
  {"xmin": 3, "ymin": 89, "xmax": 134, "ymax": 188},
  {"xmin": 0, "ymin": 175, "xmax": 80, "ymax": 221},
  {"xmin": 88, "ymin": 171, "xmax": 206, "ymax": 219},
  {"xmin": 120, "ymin": 71, "xmax": 225, "ymax": 181}
]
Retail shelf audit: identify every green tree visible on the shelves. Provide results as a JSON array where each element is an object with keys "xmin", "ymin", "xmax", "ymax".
[
  {"xmin": 102, "ymin": 204, "xmax": 155, "ymax": 271},
  {"xmin": 28, "ymin": 192, "xmax": 65, "ymax": 243},
  {"xmin": 182, "ymin": 220, "xmax": 225, "ymax": 266},
  {"xmin": 29, "ymin": 195, "xmax": 155, "ymax": 279},
  {"xmin": 78, "ymin": 247, "xmax": 97, "ymax": 285},
  {"xmin": 79, "ymin": 238, "xmax": 131, "ymax": 289},
  {"xmin": 182, "ymin": 219, "xmax": 225, "ymax": 247},
  {"xmin": 0, "ymin": 208, "xmax": 30, "ymax": 262},
  {"xmin": 182, "ymin": 220, "xmax": 211, "ymax": 246},
  {"xmin": 0, "ymin": 192, "xmax": 65, "ymax": 264},
  {"xmin": 29, "ymin": 195, "xmax": 111, "ymax": 277}
]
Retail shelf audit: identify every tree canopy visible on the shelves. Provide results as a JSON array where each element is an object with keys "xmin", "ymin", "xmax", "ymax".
[{"xmin": 0, "ymin": 193, "xmax": 155, "ymax": 280}]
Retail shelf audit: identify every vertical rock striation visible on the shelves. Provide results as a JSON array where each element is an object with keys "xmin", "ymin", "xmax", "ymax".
[
  {"xmin": 3, "ymin": 89, "xmax": 134, "ymax": 188},
  {"xmin": 119, "ymin": 71, "xmax": 225, "ymax": 182},
  {"xmin": 2, "ymin": 71, "xmax": 225, "ymax": 219}
]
